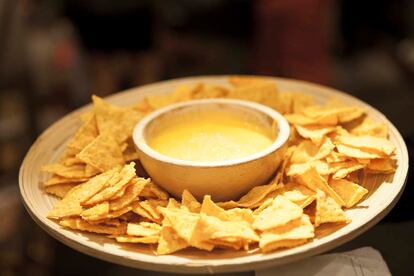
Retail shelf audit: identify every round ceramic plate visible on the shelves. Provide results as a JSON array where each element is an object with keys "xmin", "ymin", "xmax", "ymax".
[{"xmin": 19, "ymin": 76, "xmax": 409, "ymax": 274}]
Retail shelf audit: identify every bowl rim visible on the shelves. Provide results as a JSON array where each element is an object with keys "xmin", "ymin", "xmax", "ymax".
[{"xmin": 133, "ymin": 98, "xmax": 290, "ymax": 168}]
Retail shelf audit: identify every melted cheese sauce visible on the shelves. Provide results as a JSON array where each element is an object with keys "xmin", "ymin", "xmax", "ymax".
[{"xmin": 148, "ymin": 116, "xmax": 274, "ymax": 162}]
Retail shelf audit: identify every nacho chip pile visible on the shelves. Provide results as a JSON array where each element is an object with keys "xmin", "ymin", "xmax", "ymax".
[{"xmin": 43, "ymin": 76, "xmax": 397, "ymax": 255}]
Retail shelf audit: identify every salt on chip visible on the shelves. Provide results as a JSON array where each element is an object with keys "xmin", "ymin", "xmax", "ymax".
[
  {"xmin": 329, "ymin": 179, "xmax": 368, "ymax": 208},
  {"xmin": 76, "ymin": 133, "xmax": 124, "ymax": 172},
  {"xmin": 314, "ymin": 190, "xmax": 349, "ymax": 227},
  {"xmin": 259, "ymin": 215, "xmax": 314, "ymax": 253},
  {"xmin": 253, "ymin": 195, "xmax": 303, "ymax": 231},
  {"xmin": 181, "ymin": 189, "xmax": 201, "ymax": 213}
]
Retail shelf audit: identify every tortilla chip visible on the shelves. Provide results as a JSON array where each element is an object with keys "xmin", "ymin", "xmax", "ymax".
[
  {"xmin": 157, "ymin": 226, "xmax": 189, "ymax": 255},
  {"xmin": 278, "ymin": 182, "xmax": 316, "ymax": 208},
  {"xmin": 60, "ymin": 217, "xmax": 126, "ymax": 235},
  {"xmin": 181, "ymin": 189, "xmax": 201, "ymax": 213},
  {"xmin": 192, "ymin": 214, "xmax": 259, "ymax": 244},
  {"xmin": 350, "ymin": 117, "xmax": 388, "ymax": 138},
  {"xmin": 139, "ymin": 199, "xmax": 168, "ymax": 222},
  {"xmin": 314, "ymin": 190, "xmax": 349, "ymax": 227},
  {"xmin": 329, "ymin": 179, "xmax": 368, "ymax": 208},
  {"xmin": 253, "ymin": 196, "xmax": 303, "ymax": 231},
  {"xmin": 81, "ymin": 202, "xmax": 109, "ymax": 221},
  {"xmin": 367, "ymin": 158, "xmax": 396, "ymax": 173},
  {"xmin": 45, "ymin": 183, "xmax": 78, "ymax": 198},
  {"xmin": 114, "ymin": 235, "xmax": 159, "ymax": 244},
  {"xmin": 237, "ymin": 183, "xmax": 279, "ymax": 208},
  {"xmin": 76, "ymin": 134, "xmax": 124, "ymax": 172},
  {"xmin": 92, "ymin": 95, "xmax": 143, "ymax": 145},
  {"xmin": 127, "ymin": 222, "xmax": 160, "ymax": 237},
  {"xmin": 225, "ymin": 208, "xmax": 254, "ymax": 224},
  {"xmin": 295, "ymin": 125, "xmax": 336, "ymax": 144},
  {"xmin": 139, "ymin": 182, "xmax": 169, "ymax": 200},
  {"xmin": 336, "ymin": 144, "xmax": 385, "ymax": 159},
  {"xmin": 66, "ymin": 113, "xmax": 98, "ymax": 155},
  {"xmin": 42, "ymin": 163, "xmax": 96, "ymax": 179},
  {"xmin": 108, "ymin": 178, "xmax": 149, "ymax": 211},
  {"xmin": 337, "ymin": 135, "xmax": 395, "ymax": 156},
  {"xmin": 332, "ymin": 162, "xmax": 364, "ymax": 179},
  {"xmin": 83, "ymin": 163, "xmax": 136, "ymax": 205},
  {"xmin": 294, "ymin": 166, "xmax": 345, "ymax": 206},
  {"xmin": 259, "ymin": 215, "xmax": 314, "ymax": 253},
  {"xmin": 47, "ymin": 168, "xmax": 118, "ymax": 219},
  {"xmin": 216, "ymin": 200, "xmax": 239, "ymax": 210}
]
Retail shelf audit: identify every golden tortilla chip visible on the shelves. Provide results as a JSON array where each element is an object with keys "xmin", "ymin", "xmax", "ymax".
[
  {"xmin": 192, "ymin": 214, "xmax": 259, "ymax": 244},
  {"xmin": 278, "ymin": 182, "xmax": 316, "ymax": 208},
  {"xmin": 66, "ymin": 113, "xmax": 98, "ymax": 155},
  {"xmin": 295, "ymin": 125, "xmax": 336, "ymax": 144},
  {"xmin": 336, "ymin": 144, "xmax": 385, "ymax": 159},
  {"xmin": 83, "ymin": 163, "xmax": 136, "ymax": 205},
  {"xmin": 350, "ymin": 117, "xmax": 388, "ymax": 138},
  {"xmin": 139, "ymin": 199, "xmax": 168, "ymax": 222},
  {"xmin": 60, "ymin": 217, "xmax": 126, "ymax": 235},
  {"xmin": 253, "ymin": 196, "xmax": 303, "ymax": 231},
  {"xmin": 131, "ymin": 201, "xmax": 154, "ymax": 221},
  {"xmin": 314, "ymin": 190, "xmax": 349, "ymax": 227},
  {"xmin": 47, "ymin": 168, "xmax": 118, "ymax": 219},
  {"xmin": 92, "ymin": 95, "xmax": 143, "ymax": 145},
  {"xmin": 329, "ymin": 179, "xmax": 368, "ymax": 208},
  {"xmin": 45, "ymin": 183, "xmax": 78, "ymax": 198},
  {"xmin": 227, "ymin": 81, "xmax": 280, "ymax": 111},
  {"xmin": 332, "ymin": 162, "xmax": 364, "ymax": 179},
  {"xmin": 81, "ymin": 202, "xmax": 109, "ymax": 221},
  {"xmin": 42, "ymin": 163, "xmax": 96, "ymax": 179},
  {"xmin": 43, "ymin": 174, "xmax": 88, "ymax": 187},
  {"xmin": 157, "ymin": 226, "xmax": 189, "ymax": 255},
  {"xmin": 259, "ymin": 215, "xmax": 314, "ymax": 253},
  {"xmin": 216, "ymin": 200, "xmax": 239, "ymax": 210},
  {"xmin": 337, "ymin": 135, "xmax": 395, "ymax": 156},
  {"xmin": 181, "ymin": 189, "xmax": 201, "ymax": 213},
  {"xmin": 294, "ymin": 166, "xmax": 345, "ymax": 206},
  {"xmin": 127, "ymin": 222, "xmax": 160, "ymax": 237},
  {"xmin": 139, "ymin": 182, "xmax": 169, "ymax": 200},
  {"xmin": 109, "ymin": 178, "xmax": 149, "ymax": 211},
  {"xmin": 367, "ymin": 158, "xmax": 396, "ymax": 173},
  {"xmin": 76, "ymin": 134, "xmax": 124, "ymax": 172},
  {"xmin": 114, "ymin": 235, "xmax": 159, "ymax": 244},
  {"xmin": 225, "ymin": 208, "xmax": 254, "ymax": 225},
  {"xmin": 237, "ymin": 183, "xmax": 279, "ymax": 208},
  {"xmin": 200, "ymin": 195, "xmax": 229, "ymax": 221}
]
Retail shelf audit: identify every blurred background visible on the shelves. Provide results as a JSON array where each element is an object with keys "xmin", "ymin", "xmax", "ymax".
[{"xmin": 1, "ymin": 0, "xmax": 413, "ymax": 275}]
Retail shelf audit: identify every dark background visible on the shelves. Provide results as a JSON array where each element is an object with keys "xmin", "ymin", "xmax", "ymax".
[{"xmin": 0, "ymin": 0, "xmax": 413, "ymax": 275}]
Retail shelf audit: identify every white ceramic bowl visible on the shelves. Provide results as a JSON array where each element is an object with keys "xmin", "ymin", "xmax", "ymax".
[{"xmin": 133, "ymin": 99, "xmax": 290, "ymax": 201}]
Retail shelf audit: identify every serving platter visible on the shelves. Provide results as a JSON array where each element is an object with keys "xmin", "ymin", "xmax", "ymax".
[{"xmin": 19, "ymin": 76, "xmax": 409, "ymax": 274}]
